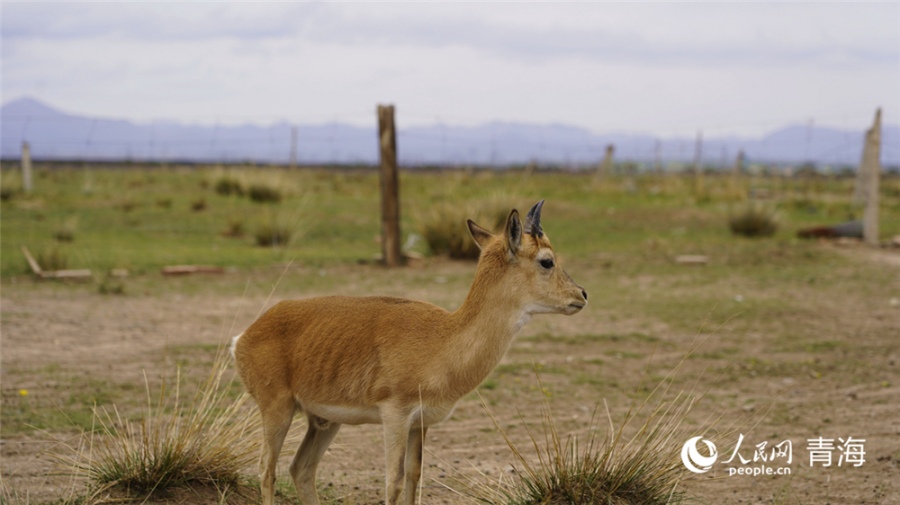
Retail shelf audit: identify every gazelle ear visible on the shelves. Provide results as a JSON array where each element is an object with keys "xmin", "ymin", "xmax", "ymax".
[
  {"xmin": 504, "ymin": 209, "xmax": 522, "ymax": 255},
  {"xmin": 467, "ymin": 219, "xmax": 494, "ymax": 250}
]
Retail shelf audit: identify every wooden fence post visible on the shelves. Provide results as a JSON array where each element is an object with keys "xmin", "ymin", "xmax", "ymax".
[
  {"xmin": 691, "ymin": 130, "xmax": 703, "ymax": 175},
  {"xmin": 597, "ymin": 144, "xmax": 614, "ymax": 178},
  {"xmin": 654, "ymin": 140, "xmax": 663, "ymax": 174},
  {"xmin": 861, "ymin": 108, "xmax": 882, "ymax": 246},
  {"xmin": 289, "ymin": 125, "xmax": 298, "ymax": 168},
  {"xmin": 21, "ymin": 142, "xmax": 33, "ymax": 193},
  {"xmin": 733, "ymin": 150, "xmax": 745, "ymax": 176},
  {"xmin": 378, "ymin": 104, "xmax": 402, "ymax": 267}
]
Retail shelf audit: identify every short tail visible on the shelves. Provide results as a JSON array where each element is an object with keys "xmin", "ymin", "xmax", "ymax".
[{"xmin": 229, "ymin": 333, "xmax": 242, "ymax": 359}]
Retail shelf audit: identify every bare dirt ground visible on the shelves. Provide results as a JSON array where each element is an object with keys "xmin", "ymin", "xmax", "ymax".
[{"xmin": 2, "ymin": 250, "xmax": 899, "ymax": 504}]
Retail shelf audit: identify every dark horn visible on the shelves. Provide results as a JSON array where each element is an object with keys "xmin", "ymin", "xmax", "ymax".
[{"xmin": 524, "ymin": 200, "xmax": 545, "ymax": 237}]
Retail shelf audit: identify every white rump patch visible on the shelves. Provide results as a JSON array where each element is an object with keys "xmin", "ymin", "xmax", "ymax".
[{"xmin": 229, "ymin": 333, "xmax": 242, "ymax": 358}]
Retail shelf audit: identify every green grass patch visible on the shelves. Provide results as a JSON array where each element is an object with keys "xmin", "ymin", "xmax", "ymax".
[
  {"xmin": 694, "ymin": 348, "xmax": 740, "ymax": 360},
  {"xmin": 603, "ymin": 350, "xmax": 644, "ymax": 359},
  {"xmin": 530, "ymin": 333, "xmax": 660, "ymax": 346},
  {"xmin": 3, "ymin": 166, "xmax": 899, "ymax": 280},
  {"xmin": 1, "ymin": 374, "xmax": 132, "ymax": 436},
  {"xmin": 494, "ymin": 362, "xmax": 566, "ymax": 376},
  {"xmin": 773, "ymin": 339, "xmax": 845, "ymax": 354}
]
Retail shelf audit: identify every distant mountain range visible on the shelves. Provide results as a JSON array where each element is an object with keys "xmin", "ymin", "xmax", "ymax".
[{"xmin": 2, "ymin": 97, "xmax": 897, "ymax": 169}]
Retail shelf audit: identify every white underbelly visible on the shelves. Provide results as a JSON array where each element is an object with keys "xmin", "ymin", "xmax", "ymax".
[
  {"xmin": 303, "ymin": 402, "xmax": 382, "ymax": 425},
  {"xmin": 300, "ymin": 401, "xmax": 457, "ymax": 427}
]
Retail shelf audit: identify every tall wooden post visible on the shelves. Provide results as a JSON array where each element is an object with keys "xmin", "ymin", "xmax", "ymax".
[
  {"xmin": 861, "ymin": 108, "xmax": 882, "ymax": 246},
  {"xmin": 378, "ymin": 104, "xmax": 402, "ymax": 267},
  {"xmin": 21, "ymin": 142, "xmax": 33, "ymax": 193}
]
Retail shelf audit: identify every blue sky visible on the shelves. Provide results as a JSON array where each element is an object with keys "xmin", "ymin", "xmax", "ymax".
[{"xmin": 2, "ymin": 2, "xmax": 898, "ymax": 137}]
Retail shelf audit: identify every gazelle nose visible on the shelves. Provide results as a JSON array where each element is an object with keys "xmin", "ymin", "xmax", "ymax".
[{"xmin": 581, "ymin": 289, "xmax": 588, "ymax": 301}]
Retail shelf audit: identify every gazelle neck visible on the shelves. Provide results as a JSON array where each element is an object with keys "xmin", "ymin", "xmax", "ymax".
[{"xmin": 443, "ymin": 260, "xmax": 529, "ymax": 395}]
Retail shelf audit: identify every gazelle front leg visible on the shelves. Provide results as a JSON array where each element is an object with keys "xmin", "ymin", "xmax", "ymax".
[
  {"xmin": 403, "ymin": 426, "xmax": 428, "ymax": 505},
  {"xmin": 381, "ymin": 408, "xmax": 414, "ymax": 505}
]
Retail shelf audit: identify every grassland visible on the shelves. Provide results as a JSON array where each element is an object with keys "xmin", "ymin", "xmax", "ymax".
[
  {"xmin": 1, "ymin": 163, "xmax": 899, "ymax": 504},
  {"xmin": 2, "ymin": 164, "xmax": 897, "ymax": 277}
]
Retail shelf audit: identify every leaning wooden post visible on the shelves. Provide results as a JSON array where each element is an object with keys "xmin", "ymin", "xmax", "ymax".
[
  {"xmin": 378, "ymin": 104, "xmax": 402, "ymax": 267},
  {"xmin": 861, "ymin": 108, "xmax": 882, "ymax": 246},
  {"xmin": 21, "ymin": 141, "xmax": 33, "ymax": 193}
]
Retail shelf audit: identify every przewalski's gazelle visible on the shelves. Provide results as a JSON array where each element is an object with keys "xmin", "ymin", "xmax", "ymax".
[{"xmin": 233, "ymin": 200, "xmax": 587, "ymax": 505}]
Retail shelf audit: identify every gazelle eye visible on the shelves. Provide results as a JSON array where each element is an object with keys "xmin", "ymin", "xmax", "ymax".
[{"xmin": 539, "ymin": 258, "xmax": 554, "ymax": 269}]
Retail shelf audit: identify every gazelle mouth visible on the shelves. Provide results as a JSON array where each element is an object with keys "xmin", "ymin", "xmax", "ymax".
[{"xmin": 568, "ymin": 303, "xmax": 585, "ymax": 310}]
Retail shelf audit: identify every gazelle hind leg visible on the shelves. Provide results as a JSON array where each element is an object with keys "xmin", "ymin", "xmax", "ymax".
[
  {"xmin": 290, "ymin": 415, "xmax": 341, "ymax": 505},
  {"xmin": 403, "ymin": 426, "xmax": 427, "ymax": 505},
  {"xmin": 258, "ymin": 396, "xmax": 296, "ymax": 505}
]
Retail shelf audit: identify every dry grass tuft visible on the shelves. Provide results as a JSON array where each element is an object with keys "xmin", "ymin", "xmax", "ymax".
[
  {"xmin": 36, "ymin": 245, "xmax": 69, "ymax": 271},
  {"xmin": 457, "ymin": 374, "xmax": 707, "ymax": 505},
  {"xmin": 253, "ymin": 209, "xmax": 302, "ymax": 248},
  {"xmin": 190, "ymin": 197, "xmax": 208, "ymax": 212},
  {"xmin": 222, "ymin": 218, "xmax": 246, "ymax": 238},
  {"xmin": 215, "ymin": 176, "xmax": 245, "ymax": 197},
  {"xmin": 53, "ymin": 217, "xmax": 78, "ymax": 242},
  {"xmin": 254, "ymin": 222, "xmax": 293, "ymax": 247},
  {"xmin": 247, "ymin": 184, "xmax": 283, "ymax": 204},
  {"xmin": 66, "ymin": 350, "xmax": 261, "ymax": 500},
  {"xmin": 420, "ymin": 196, "xmax": 515, "ymax": 259},
  {"xmin": 728, "ymin": 202, "xmax": 778, "ymax": 238}
]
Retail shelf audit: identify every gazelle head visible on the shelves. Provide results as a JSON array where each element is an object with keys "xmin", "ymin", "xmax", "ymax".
[{"xmin": 467, "ymin": 200, "xmax": 587, "ymax": 316}]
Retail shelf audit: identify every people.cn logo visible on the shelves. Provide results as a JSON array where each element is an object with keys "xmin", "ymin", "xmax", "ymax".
[{"xmin": 681, "ymin": 436, "xmax": 718, "ymax": 473}]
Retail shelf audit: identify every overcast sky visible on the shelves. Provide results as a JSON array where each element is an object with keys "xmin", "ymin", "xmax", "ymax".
[{"xmin": 2, "ymin": 2, "xmax": 898, "ymax": 137}]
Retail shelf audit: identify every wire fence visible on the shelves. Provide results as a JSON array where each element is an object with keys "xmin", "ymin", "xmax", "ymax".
[{"xmin": 2, "ymin": 106, "xmax": 897, "ymax": 171}]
